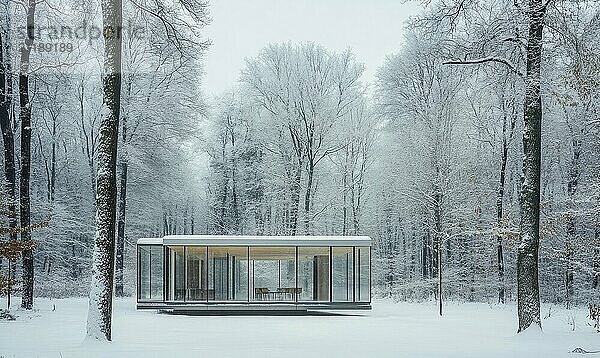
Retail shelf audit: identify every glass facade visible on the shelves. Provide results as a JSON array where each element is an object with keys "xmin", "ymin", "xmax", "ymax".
[
  {"xmin": 186, "ymin": 246, "xmax": 208, "ymax": 301},
  {"xmin": 332, "ymin": 247, "xmax": 353, "ymax": 302},
  {"xmin": 140, "ymin": 244, "xmax": 370, "ymax": 305},
  {"xmin": 355, "ymin": 247, "xmax": 370, "ymax": 302},
  {"xmin": 169, "ymin": 247, "xmax": 185, "ymax": 301},
  {"xmin": 298, "ymin": 247, "xmax": 330, "ymax": 301},
  {"xmin": 138, "ymin": 245, "xmax": 163, "ymax": 301},
  {"xmin": 209, "ymin": 247, "xmax": 249, "ymax": 301},
  {"xmin": 249, "ymin": 247, "xmax": 296, "ymax": 301}
]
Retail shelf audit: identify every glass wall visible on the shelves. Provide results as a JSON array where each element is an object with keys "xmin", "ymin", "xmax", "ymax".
[
  {"xmin": 332, "ymin": 247, "xmax": 353, "ymax": 302},
  {"xmin": 186, "ymin": 246, "xmax": 208, "ymax": 301},
  {"xmin": 208, "ymin": 247, "xmax": 249, "ymax": 301},
  {"xmin": 298, "ymin": 247, "xmax": 330, "ymax": 301},
  {"xmin": 138, "ymin": 245, "xmax": 163, "ymax": 301},
  {"xmin": 153, "ymin": 244, "xmax": 370, "ymax": 304},
  {"xmin": 139, "ymin": 246, "xmax": 151, "ymax": 300},
  {"xmin": 249, "ymin": 247, "xmax": 296, "ymax": 301},
  {"xmin": 355, "ymin": 247, "xmax": 370, "ymax": 302},
  {"xmin": 168, "ymin": 247, "xmax": 185, "ymax": 301}
]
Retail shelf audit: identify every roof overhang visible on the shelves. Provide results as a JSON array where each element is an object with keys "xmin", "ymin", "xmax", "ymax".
[{"xmin": 137, "ymin": 235, "xmax": 371, "ymax": 247}]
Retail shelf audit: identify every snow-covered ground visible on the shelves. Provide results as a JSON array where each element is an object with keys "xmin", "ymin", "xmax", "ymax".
[{"xmin": 0, "ymin": 297, "xmax": 598, "ymax": 357}]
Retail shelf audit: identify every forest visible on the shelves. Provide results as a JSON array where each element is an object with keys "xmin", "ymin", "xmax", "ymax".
[{"xmin": 0, "ymin": 0, "xmax": 599, "ymax": 344}]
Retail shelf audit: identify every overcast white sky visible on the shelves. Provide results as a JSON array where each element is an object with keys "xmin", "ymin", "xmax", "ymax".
[{"xmin": 202, "ymin": 0, "xmax": 420, "ymax": 95}]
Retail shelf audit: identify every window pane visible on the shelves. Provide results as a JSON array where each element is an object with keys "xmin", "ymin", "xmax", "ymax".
[
  {"xmin": 355, "ymin": 247, "xmax": 370, "ymax": 302},
  {"xmin": 332, "ymin": 247, "xmax": 353, "ymax": 302},
  {"xmin": 249, "ymin": 247, "xmax": 296, "ymax": 301},
  {"xmin": 139, "ymin": 246, "xmax": 151, "ymax": 300},
  {"xmin": 150, "ymin": 246, "xmax": 163, "ymax": 300},
  {"xmin": 168, "ymin": 247, "xmax": 185, "ymax": 301},
  {"xmin": 209, "ymin": 247, "xmax": 248, "ymax": 301},
  {"xmin": 186, "ymin": 247, "xmax": 208, "ymax": 301},
  {"xmin": 298, "ymin": 247, "xmax": 330, "ymax": 302}
]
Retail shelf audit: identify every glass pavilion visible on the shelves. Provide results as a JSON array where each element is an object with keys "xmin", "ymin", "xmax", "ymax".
[{"xmin": 137, "ymin": 235, "xmax": 371, "ymax": 311}]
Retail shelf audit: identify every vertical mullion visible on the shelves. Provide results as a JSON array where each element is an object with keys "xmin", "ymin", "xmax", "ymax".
[
  {"xmin": 357, "ymin": 248, "xmax": 361, "ymax": 301},
  {"xmin": 226, "ymin": 252, "xmax": 230, "ymax": 301},
  {"xmin": 369, "ymin": 246, "xmax": 372, "ymax": 304},
  {"xmin": 136, "ymin": 246, "xmax": 140, "ymax": 301},
  {"xmin": 149, "ymin": 247, "xmax": 152, "ymax": 300},
  {"xmin": 352, "ymin": 247, "xmax": 356, "ymax": 302},
  {"xmin": 163, "ymin": 246, "xmax": 167, "ymax": 302},
  {"xmin": 183, "ymin": 246, "xmax": 187, "ymax": 302},
  {"xmin": 206, "ymin": 246, "xmax": 209, "ymax": 303},
  {"xmin": 329, "ymin": 246, "xmax": 332, "ymax": 303},
  {"xmin": 346, "ymin": 250, "xmax": 349, "ymax": 301},
  {"xmin": 232, "ymin": 254, "xmax": 236, "ymax": 301},
  {"xmin": 295, "ymin": 246, "xmax": 299, "ymax": 303},
  {"xmin": 247, "ymin": 246, "xmax": 250, "ymax": 303}
]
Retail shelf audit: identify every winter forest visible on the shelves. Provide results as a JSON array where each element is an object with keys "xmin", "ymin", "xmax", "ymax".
[{"xmin": 1, "ymin": 0, "xmax": 600, "ymax": 355}]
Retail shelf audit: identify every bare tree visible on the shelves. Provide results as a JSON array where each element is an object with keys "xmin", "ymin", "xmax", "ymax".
[{"xmin": 18, "ymin": 0, "xmax": 36, "ymax": 311}]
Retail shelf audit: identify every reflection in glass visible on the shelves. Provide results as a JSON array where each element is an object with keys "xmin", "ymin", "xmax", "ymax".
[
  {"xmin": 332, "ymin": 247, "xmax": 353, "ymax": 302},
  {"xmin": 150, "ymin": 246, "xmax": 163, "ymax": 300},
  {"xmin": 249, "ymin": 247, "xmax": 296, "ymax": 301},
  {"xmin": 168, "ymin": 247, "xmax": 185, "ymax": 301},
  {"xmin": 209, "ymin": 247, "xmax": 248, "ymax": 301},
  {"xmin": 298, "ymin": 247, "xmax": 330, "ymax": 301},
  {"xmin": 356, "ymin": 247, "xmax": 370, "ymax": 302},
  {"xmin": 186, "ymin": 247, "xmax": 208, "ymax": 301},
  {"xmin": 139, "ymin": 246, "xmax": 151, "ymax": 300}
]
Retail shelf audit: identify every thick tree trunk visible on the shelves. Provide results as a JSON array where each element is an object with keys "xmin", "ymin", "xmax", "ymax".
[
  {"xmin": 86, "ymin": 0, "xmax": 122, "ymax": 340},
  {"xmin": 0, "ymin": 29, "xmax": 17, "ymax": 241},
  {"xmin": 19, "ymin": 0, "xmax": 36, "ymax": 310},
  {"xmin": 517, "ymin": 0, "xmax": 545, "ymax": 332},
  {"xmin": 1, "ymin": 29, "xmax": 17, "ymax": 310}
]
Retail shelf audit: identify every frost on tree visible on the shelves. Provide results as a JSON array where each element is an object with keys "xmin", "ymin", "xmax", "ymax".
[
  {"xmin": 18, "ymin": 0, "xmax": 37, "ymax": 311},
  {"xmin": 517, "ymin": 0, "xmax": 546, "ymax": 332},
  {"xmin": 86, "ymin": 0, "xmax": 123, "ymax": 341}
]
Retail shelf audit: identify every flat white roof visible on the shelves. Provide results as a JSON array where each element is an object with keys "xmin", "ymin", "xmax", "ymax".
[{"xmin": 137, "ymin": 235, "xmax": 371, "ymax": 247}]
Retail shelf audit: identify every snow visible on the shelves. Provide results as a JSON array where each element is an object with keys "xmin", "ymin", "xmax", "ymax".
[{"xmin": 1, "ymin": 297, "xmax": 598, "ymax": 357}]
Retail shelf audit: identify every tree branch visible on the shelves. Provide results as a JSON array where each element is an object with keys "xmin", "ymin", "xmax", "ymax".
[{"xmin": 443, "ymin": 57, "xmax": 524, "ymax": 78}]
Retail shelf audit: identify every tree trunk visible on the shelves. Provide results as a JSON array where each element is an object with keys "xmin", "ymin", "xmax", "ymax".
[
  {"xmin": 114, "ymin": 150, "xmax": 127, "ymax": 297},
  {"xmin": 18, "ymin": 0, "xmax": 36, "ymax": 311},
  {"xmin": 565, "ymin": 136, "xmax": 580, "ymax": 308},
  {"xmin": 517, "ymin": 0, "xmax": 545, "ymax": 332},
  {"xmin": 497, "ymin": 103, "xmax": 515, "ymax": 304},
  {"xmin": 115, "ymin": 79, "xmax": 131, "ymax": 298},
  {"xmin": 289, "ymin": 161, "xmax": 302, "ymax": 235},
  {"xmin": 0, "ymin": 30, "xmax": 16, "ymax": 242},
  {"xmin": 0, "ymin": 29, "xmax": 17, "ymax": 311},
  {"xmin": 433, "ymin": 170, "xmax": 443, "ymax": 315},
  {"xmin": 86, "ymin": 0, "xmax": 122, "ymax": 340},
  {"xmin": 304, "ymin": 159, "xmax": 314, "ymax": 234},
  {"xmin": 342, "ymin": 148, "xmax": 348, "ymax": 236},
  {"xmin": 593, "ymin": 228, "xmax": 599, "ymax": 289},
  {"xmin": 50, "ymin": 114, "xmax": 56, "ymax": 203}
]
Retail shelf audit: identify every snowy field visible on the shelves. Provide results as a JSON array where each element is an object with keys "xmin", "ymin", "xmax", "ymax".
[{"xmin": 0, "ymin": 297, "xmax": 598, "ymax": 357}]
